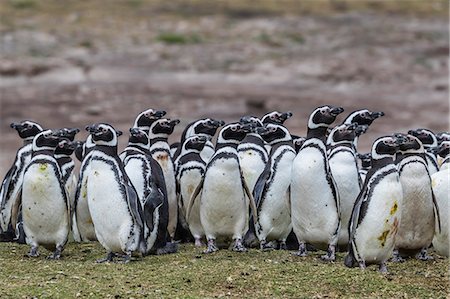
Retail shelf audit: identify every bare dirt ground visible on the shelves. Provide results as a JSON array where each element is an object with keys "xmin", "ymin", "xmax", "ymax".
[{"xmin": 0, "ymin": 1, "xmax": 448, "ymax": 177}]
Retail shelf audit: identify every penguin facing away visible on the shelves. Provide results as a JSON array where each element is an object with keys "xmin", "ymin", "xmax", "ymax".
[
  {"xmin": 291, "ymin": 135, "xmax": 306, "ymax": 154},
  {"xmin": 357, "ymin": 152, "xmax": 372, "ymax": 182},
  {"xmin": 327, "ymin": 123, "xmax": 368, "ymax": 249},
  {"xmin": 431, "ymin": 141, "xmax": 449, "ymax": 257},
  {"xmin": 345, "ymin": 135, "xmax": 403, "ymax": 273},
  {"xmin": 290, "ymin": 105, "xmax": 344, "ymax": 261},
  {"xmin": 176, "ymin": 135, "xmax": 208, "ymax": 247},
  {"xmin": 393, "ymin": 134, "xmax": 440, "ymax": 261},
  {"xmin": 85, "ymin": 123, "xmax": 145, "ymax": 262},
  {"xmin": 20, "ymin": 130, "xmax": 70, "ymax": 259},
  {"xmin": 0, "ymin": 120, "xmax": 43, "ymax": 242},
  {"xmin": 408, "ymin": 128, "xmax": 439, "ymax": 175},
  {"xmin": 187, "ymin": 122, "xmax": 259, "ymax": 253}
]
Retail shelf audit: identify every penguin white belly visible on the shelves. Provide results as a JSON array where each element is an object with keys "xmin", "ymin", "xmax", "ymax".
[
  {"xmin": 329, "ymin": 151, "xmax": 360, "ymax": 246},
  {"xmin": 22, "ymin": 162, "xmax": 69, "ymax": 248},
  {"xmin": 354, "ymin": 173, "xmax": 402, "ymax": 264},
  {"xmin": 397, "ymin": 162, "xmax": 435, "ymax": 251},
  {"xmin": 431, "ymin": 170, "xmax": 449, "ymax": 257},
  {"xmin": 75, "ymin": 173, "xmax": 97, "ymax": 242},
  {"xmin": 201, "ymin": 158, "xmax": 248, "ymax": 239},
  {"xmin": 87, "ymin": 161, "xmax": 135, "ymax": 253},
  {"xmin": 124, "ymin": 158, "xmax": 147, "ymax": 204},
  {"xmin": 291, "ymin": 147, "xmax": 339, "ymax": 247},
  {"xmin": 238, "ymin": 150, "xmax": 266, "ymax": 192},
  {"xmin": 66, "ymin": 174, "xmax": 77, "ymax": 208},
  {"xmin": 153, "ymin": 151, "xmax": 177, "ymax": 238},
  {"xmin": 200, "ymin": 141, "xmax": 215, "ymax": 163},
  {"xmin": 180, "ymin": 169, "xmax": 204, "ymax": 239}
]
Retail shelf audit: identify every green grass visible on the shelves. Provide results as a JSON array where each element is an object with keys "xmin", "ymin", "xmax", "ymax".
[
  {"xmin": 0, "ymin": 242, "xmax": 447, "ymax": 298},
  {"xmin": 156, "ymin": 32, "xmax": 203, "ymax": 45}
]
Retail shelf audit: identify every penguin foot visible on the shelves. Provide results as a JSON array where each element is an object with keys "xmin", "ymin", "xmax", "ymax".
[
  {"xmin": 232, "ymin": 238, "xmax": 247, "ymax": 252},
  {"xmin": 118, "ymin": 253, "xmax": 131, "ymax": 264},
  {"xmin": 379, "ymin": 262, "xmax": 388, "ymax": 274},
  {"xmin": 320, "ymin": 245, "xmax": 336, "ymax": 262},
  {"xmin": 416, "ymin": 248, "xmax": 433, "ymax": 261},
  {"xmin": 203, "ymin": 239, "xmax": 218, "ymax": 254},
  {"xmin": 278, "ymin": 241, "xmax": 287, "ymax": 250},
  {"xmin": 96, "ymin": 252, "xmax": 116, "ymax": 263},
  {"xmin": 27, "ymin": 246, "xmax": 39, "ymax": 258},
  {"xmin": 194, "ymin": 238, "xmax": 205, "ymax": 247},
  {"xmin": 391, "ymin": 250, "xmax": 405, "ymax": 263},
  {"xmin": 47, "ymin": 247, "xmax": 62, "ymax": 260},
  {"xmin": 292, "ymin": 242, "xmax": 308, "ymax": 257},
  {"xmin": 359, "ymin": 260, "xmax": 366, "ymax": 270}
]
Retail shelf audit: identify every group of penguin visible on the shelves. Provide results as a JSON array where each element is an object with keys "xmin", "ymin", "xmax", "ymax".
[{"xmin": 0, "ymin": 106, "xmax": 448, "ymax": 272}]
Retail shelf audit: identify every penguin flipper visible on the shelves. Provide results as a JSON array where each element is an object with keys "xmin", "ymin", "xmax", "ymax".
[
  {"xmin": 252, "ymin": 163, "xmax": 271, "ymax": 209},
  {"xmin": 125, "ymin": 183, "xmax": 144, "ymax": 229},
  {"xmin": 241, "ymin": 171, "xmax": 258, "ymax": 226},
  {"xmin": 348, "ymin": 187, "xmax": 367, "ymax": 244},
  {"xmin": 0, "ymin": 166, "xmax": 15, "ymax": 209},
  {"xmin": 432, "ymin": 190, "xmax": 442, "ymax": 233},
  {"xmin": 64, "ymin": 186, "xmax": 73, "ymax": 229},
  {"xmin": 10, "ymin": 188, "xmax": 22, "ymax": 230},
  {"xmin": 143, "ymin": 188, "xmax": 164, "ymax": 234},
  {"xmin": 186, "ymin": 177, "xmax": 203, "ymax": 221}
]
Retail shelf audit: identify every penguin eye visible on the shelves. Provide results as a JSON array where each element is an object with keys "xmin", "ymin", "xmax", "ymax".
[
  {"xmin": 102, "ymin": 128, "xmax": 108, "ymax": 133},
  {"xmin": 361, "ymin": 112, "xmax": 368, "ymax": 117},
  {"xmin": 270, "ymin": 127, "xmax": 277, "ymax": 132},
  {"xmin": 270, "ymin": 115, "xmax": 276, "ymax": 120}
]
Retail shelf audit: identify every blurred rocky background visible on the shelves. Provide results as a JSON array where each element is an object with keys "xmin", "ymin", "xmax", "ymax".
[{"xmin": 0, "ymin": 0, "xmax": 448, "ymax": 176}]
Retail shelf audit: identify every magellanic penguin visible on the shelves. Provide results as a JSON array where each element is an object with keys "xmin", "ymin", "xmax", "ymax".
[
  {"xmin": 261, "ymin": 111, "xmax": 293, "ymax": 153},
  {"xmin": 327, "ymin": 123, "xmax": 368, "ymax": 249},
  {"xmin": 357, "ymin": 152, "xmax": 372, "ymax": 182},
  {"xmin": 0, "ymin": 120, "xmax": 43, "ymax": 242},
  {"xmin": 290, "ymin": 105, "xmax": 344, "ymax": 261},
  {"xmin": 408, "ymin": 128, "xmax": 439, "ymax": 174},
  {"xmin": 431, "ymin": 141, "xmax": 449, "ymax": 257},
  {"xmin": 252, "ymin": 123, "xmax": 296, "ymax": 250},
  {"xmin": 72, "ymin": 135, "xmax": 97, "ymax": 242},
  {"xmin": 393, "ymin": 133, "xmax": 441, "ymax": 261},
  {"xmin": 345, "ymin": 135, "xmax": 403, "ymax": 273},
  {"xmin": 176, "ymin": 135, "xmax": 208, "ymax": 247},
  {"xmin": 18, "ymin": 130, "xmax": 70, "ymax": 259},
  {"xmin": 86, "ymin": 123, "xmax": 146, "ymax": 262},
  {"xmin": 148, "ymin": 118, "xmax": 180, "ymax": 241},
  {"xmin": 341, "ymin": 109, "xmax": 384, "ymax": 150},
  {"xmin": 186, "ymin": 122, "xmax": 259, "ymax": 253},
  {"xmin": 121, "ymin": 128, "xmax": 176, "ymax": 255}
]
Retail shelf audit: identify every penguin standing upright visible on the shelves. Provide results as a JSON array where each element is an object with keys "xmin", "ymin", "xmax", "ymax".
[
  {"xmin": 187, "ymin": 123, "xmax": 259, "ymax": 253},
  {"xmin": 393, "ymin": 134, "xmax": 440, "ymax": 261},
  {"xmin": 176, "ymin": 135, "xmax": 208, "ymax": 246},
  {"xmin": 290, "ymin": 105, "xmax": 344, "ymax": 261},
  {"xmin": 19, "ymin": 130, "xmax": 70, "ymax": 259},
  {"xmin": 0, "ymin": 120, "xmax": 43, "ymax": 241},
  {"xmin": 85, "ymin": 123, "xmax": 145, "ymax": 262},
  {"xmin": 431, "ymin": 141, "xmax": 449, "ymax": 257},
  {"xmin": 148, "ymin": 118, "xmax": 180, "ymax": 240},
  {"xmin": 345, "ymin": 135, "xmax": 403, "ymax": 273},
  {"xmin": 252, "ymin": 123, "xmax": 296, "ymax": 250},
  {"xmin": 408, "ymin": 128, "xmax": 439, "ymax": 174},
  {"xmin": 327, "ymin": 123, "xmax": 368, "ymax": 249}
]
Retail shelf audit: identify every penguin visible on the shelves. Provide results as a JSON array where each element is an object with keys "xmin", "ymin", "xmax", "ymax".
[
  {"xmin": 172, "ymin": 118, "xmax": 224, "ymax": 165},
  {"xmin": 341, "ymin": 109, "xmax": 384, "ymax": 150},
  {"xmin": 85, "ymin": 123, "xmax": 145, "ymax": 262},
  {"xmin": 261, "ymin": 111, "xmax": 293, "ymax": 125},
  {"xmin": 291, "ymin": 135, "xmax": 306, "ymax": 154},
  {"xmin": 19, "ymin": 130, "xmax": 70, "ymax": 259},
  {"xmin": 176, "ymin": 135, "xmax": 208, "ymax": 246},
  {"xmin": 72, "ymin": 135, "xmax": 97, "ymax": 242},
  {"xmin": 431, "ymin": 141, "xmax": 449, "ymax": 257},
  {"xmin": 148, "ymin": 118, "xmax": 180, "ymax": 240},
  {"xmin": 438, "ymin": 140, "xmax": 450, "ymax": 170},
  {"xmin": 327, "ymin": 123, "xmax": 368, "ymax": 249},
  {"xmin": 186, "ymin": 122, "xmax": 259, "ymax": 253},
  {"xmin": 290, "ymin": 105, "xmax": 344, "ymax": 261},
  {"xmin": 407, "ymin": 128, "xmax": 439, "ymax": 174},
  {"xmin": 121, "ymin": 128, "xmax": 175, "ymax": 255},
  {"xmin": 344, "ymin": 135, "xmax": 403, "ymax": 273},
  {"xmin": 252, "ymin": 123, "xmax": 296, "ymax": 250},
  {"xmin": 436, "ymin": 131, "xmax": 450, "ymax": 143},
  {"xmin": 0, "ymin": 120, "xmax": 43, "ymax": 242},
  {"xmin": 170, "ymin": 142, "xmax": 181, "ymax": 158},
  {"xmin": 393, "ymin": 133, "xmax": 440, "ymax": 261}
]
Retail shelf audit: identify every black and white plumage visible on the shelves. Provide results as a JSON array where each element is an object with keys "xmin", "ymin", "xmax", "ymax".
[
  {"xmin": 393, "ymin": 133, "xmax": 440, "ymax": 261},
  {"xmin": 291, "ymin": 105, "xmax": 344, "ymax": 261},
  {"xmin": 341, "ymin": 109, "xmax": 384, "ymax": 150},
  {"xmin": 0, "ymin": 120, "xmax": 43, "ymax": 242},
  {"xmin": 261, "ymin": 111, "xmax": 293, "ymax": 125},
  {"xmin": 186, "ymin": 122, "xmax": 259, "ymax": 253},
  {"xmin": 408, "ymin": 128, "xmax": 439, "ymax": 174},
  {"xmin": 252, "ymin": 124, "xmax": 296, "ymax": 250},
  {"xmin": 291, "ymin": 135, "xmax": 306, "ymax": 154},
  {"xmin": 357, "ymin": 152, "xmax": 372, "ymax": 182},
  {"xmin": 345, "ymin": 135, "xmax": 403, "ymax": 273},
  {"xmin": 85, "ymin": 123, "xmax": 145, "ymax": 262},
  {"xmin": 327, "ymin": 123, "xmax": 368, "ymax": 249},
  {"xmin": 19, "ymin": 130, "xmax": 70, "ymax": 259}
]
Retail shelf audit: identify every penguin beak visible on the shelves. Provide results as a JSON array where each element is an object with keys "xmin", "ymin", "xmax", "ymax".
[
  {"xmin": 196, "ymin": 135, "xmax": 209, "ymax": 143},
  {"xmin": 394, "ymin": 133, "xmax": 407, "ymax": 145},
  {"xmin": 330, "ymin": 107, "xmax": 344, "ymax": 116},
  {"xmin": 355, "ymin": 125, "xmax": 369, "ymax": 136},
  {"xmin": 153, "ymin": 110, "xmax": 166, "ymax": 118},
  {"xmin": 255, "ymin": 126, "xmax": 269, "ymax": 136},
  {"xmin": 85, "ymin": 124, "xmax": 97, "ymax": 134},
  {"xmin": 370, "ymin": 111, "xmax": 385, "ymax": 119},
  {"xmin": 116, "ymin": 130, "xmax": 123, "ymax": 137},
  {"xmin": 280, "ymin": 111, "xmax": 293, "ymax": 122},
  {"xmin": 10, "ymin": 122, "xmax": 24, "ymax": 131},
  {"xmin": 129, "ymin": 127, "xmax": 142, "ymax": 136},
  {"xmin": 170, "ymin": 119, "xmax": 181, "ymax": 127},
  {"xmin": 407, "ymin": 129, "xmax": 418, "ymax": 136},
  {"xmin": 209, "ymin": 119, "xmax": 225, "ymax": 128}
]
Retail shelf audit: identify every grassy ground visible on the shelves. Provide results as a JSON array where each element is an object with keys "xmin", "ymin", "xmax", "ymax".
[{"xmin": 0, "ymin": 242, "xmax": 447, "ymax": 298}]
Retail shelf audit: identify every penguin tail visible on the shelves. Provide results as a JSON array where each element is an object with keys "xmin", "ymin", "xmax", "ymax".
[{"xmin": 156, "ymin": 242, "xmax": 178, "ymax": 255}]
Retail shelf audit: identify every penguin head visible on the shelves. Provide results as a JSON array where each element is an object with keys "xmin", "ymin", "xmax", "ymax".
[
  {"xmin": 191, "ymin": 118, "xmax": 225, "ymax": 137},
  {"xmin": 257, "ymin": 123, "xmax": 292, "ymax": 145},
  {"xmin": 407, "ymin": 128, "xmax": 437, "ymax": 149},
  {"xmin": 371, "ymin": 135, "xmax": 400, "ymax": 160},
  {"xmin": 291, "ymin": 135, "xmax": 306, "ymax": 153},
  {"xmin": 73, "ymin": 141, "xmax": 85, "ymax": 162},
  {"xmin": 217, "ymin": 122, "xmax": 254, "ymax": 144},
  {"xmin": 10, "ymin": 120, "xmax": 44, "ymax": 140},
  {"xmin": 133, "ymin": 108, "xmax": 166, "ymax": 130},
  {"xmin": 54, "ymin": 139, "xmax": 77, "ymax": 156},
  {"xmin": 357, "ymin": 152, "xmax": 372, "ymax": 168},
  {"xmin": 150, "ymin": 118, "xmax": 180, "ymax": 136},
  {"xmin": 343, "ymin": 109, "xmax": 384, "ymax": 126},
  {"xmin": 240, "ymin": 115, "xmax": 263, "ymax": 127},
  {"xmin": 183, "ymin": 135, "xmax": 209, "ymax": 152},
  {"xmin": 396, "ymin": 133, "xmax": 424, "ymax": 154},
  {"xmin": 261, "ymin": 111, "xmax": 293, "ymax": 125},
  {"xmin": 327, "ymin": 123, "xmax": 368, "ymax": 145},
  {"xmin": 55, "ymin": 127, "xmax": 80, "ymax": 142},
  {"xmin": 436, "ymin": 131, "xmax": 450, "ymax": 143},
  {"xmin": 128, "ymin": 127, "xmax": 149, "ymax": 146},
  {"xmin": 32, "ymin": 130, "xmax": 61, "ymax": 152},
  {"xmin": 86, "ymin": 123, "xmax": 122, "ymax": 146},
  {"xmin": 308, "ymin": 105, "xmax": 344, "ymax": 130},
  {"xmin": 436, "ymin": 141, "xmax": 450, "ymax": 159}
]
